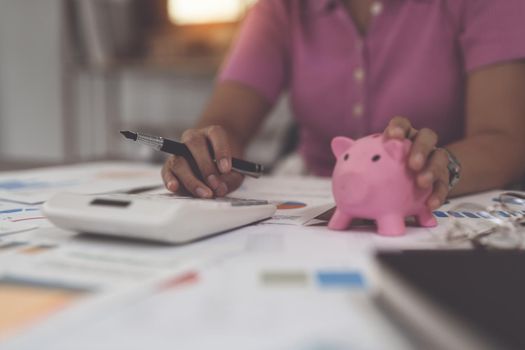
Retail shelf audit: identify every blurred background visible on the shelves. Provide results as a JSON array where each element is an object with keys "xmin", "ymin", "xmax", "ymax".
[{"xmin": 0, "ymin": 0, "xmax": 293, "ymax": 170}]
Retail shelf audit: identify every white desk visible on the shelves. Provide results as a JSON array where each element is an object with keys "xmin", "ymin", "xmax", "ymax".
[{"xmin": 0, "ymin": 162, "xmax": 510, "ymax": 350}]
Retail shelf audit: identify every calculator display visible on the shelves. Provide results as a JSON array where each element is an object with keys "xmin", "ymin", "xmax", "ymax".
[{"xmin": 90, "ymin": 198, "xmax": 131, "ymax": 208}]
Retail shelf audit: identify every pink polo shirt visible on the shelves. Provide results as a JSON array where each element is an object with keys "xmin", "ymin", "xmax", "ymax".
[{"xmin": 220, "ymin": 0, "xmax": 525, "ymax": 176}]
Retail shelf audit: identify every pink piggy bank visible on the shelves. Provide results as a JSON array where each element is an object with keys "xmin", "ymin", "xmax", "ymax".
[{"xmin": 328, "ymin": 133, "xmax": 437, "ymax": 236}]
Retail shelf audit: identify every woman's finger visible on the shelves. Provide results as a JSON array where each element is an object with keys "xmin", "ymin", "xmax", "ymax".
[
  {"xmin": 427, "ymin": 179, "xmax": 449, "ymax": 210},
  {"xmin": 417, "ymin": 148, "xmax": 449, "ymax": 189},
  {"xmin": 385, "ymin": 116, "xmax": 417, "ymax": 140},
  {"xmin": 206, "ymin": 125, "xmax": 232, "ymax": 174},
  {"xmin": 182, "ymin": 129, "xmax": 226, "ymax": 196},
  {"xmin": 409, "ymin": 128, "xmax": 438, "ymax": 171},
  {"xmin": 220, "ymin": 171, "xmax": 244, "ymax": 195},
  {"xmin": 167, "ymin": 155, "xmax": 213, "ymax": 198},
  {"xmin": 161, "ymin": 158, "xmax": 180, "ymax": 193}
]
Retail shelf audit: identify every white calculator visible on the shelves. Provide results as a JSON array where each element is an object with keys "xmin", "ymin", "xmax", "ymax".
[{"xmin": 43, "ymin": 192, "xmax": 277, "ymax": 244}]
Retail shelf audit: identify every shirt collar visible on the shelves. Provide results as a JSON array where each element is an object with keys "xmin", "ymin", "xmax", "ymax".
[{"xmin": 309, "ymin": 0, "xmax": 431, "ymax": 16}]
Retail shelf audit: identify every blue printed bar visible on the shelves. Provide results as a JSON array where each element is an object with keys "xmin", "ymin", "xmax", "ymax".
[
  {"xmin": 316, "ymin": 271, "xmax": 365, "ymax": 289},
  {"xmin": 461, "ymin": 212, "xmax": 479, "ymax": 218},
  {"xmin": 0, "ymin": 209, "xmax": 23, "ymax": 215}
]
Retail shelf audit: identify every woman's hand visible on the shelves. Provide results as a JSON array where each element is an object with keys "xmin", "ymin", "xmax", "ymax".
[
  {"xmin": 161, "ymin": 125, "xmax": 244, "ymax": 198},
  {"xmin": 384, "ymin": 116, "xmax": 450, "ymax": 210}
]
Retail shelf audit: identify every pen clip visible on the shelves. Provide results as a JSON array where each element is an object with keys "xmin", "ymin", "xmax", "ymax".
[{"xmin": 233, "ymin": 167, "xmax": 263, "ymax": 178}]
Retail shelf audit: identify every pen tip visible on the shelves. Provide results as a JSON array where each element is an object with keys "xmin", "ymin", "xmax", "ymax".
[{"xmin": 120, "ymin": 130, "xmax": 137, "ymax": 141}]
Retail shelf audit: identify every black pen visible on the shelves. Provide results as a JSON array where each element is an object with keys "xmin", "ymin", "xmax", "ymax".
[{"xmin": 120, "ymin": 131, "xmax": 264, "ymax": 178}]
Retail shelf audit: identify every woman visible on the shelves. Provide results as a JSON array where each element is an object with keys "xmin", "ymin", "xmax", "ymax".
[{"xmin": 162, "ymin": 0, "xmax": 525, "ymax": 210}]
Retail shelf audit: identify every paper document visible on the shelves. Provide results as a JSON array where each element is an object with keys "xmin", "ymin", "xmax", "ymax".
[
  {"xmin": 0, "ymin": 203, "xmax": 45, "ymax": 236},
  {"xmin": 9, "ymin": 254, "xmax": 412, "ymax": 350},
  {"xmin": 230, "ymin": 176, "xmax": 334, "ymax": 225},
  {"xmin": 0, "ymin": 162, "xmax": 163, "ymax": 204},
  {"xmin": 0, "ymin": 227, "xmax": 243, "ymax": 345},
  {"xmin": 139, "ymin": 176, "xmax": 335, "ymax": 226}
]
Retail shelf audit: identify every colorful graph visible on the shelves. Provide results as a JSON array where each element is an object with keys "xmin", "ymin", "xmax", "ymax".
[
  {"xmin": 0, "ymin": 207, "xmax": 45, "ymax": 236},
  {"xmin": 0, "ymin": 207, "xmax": 42, "ymax": 219}
]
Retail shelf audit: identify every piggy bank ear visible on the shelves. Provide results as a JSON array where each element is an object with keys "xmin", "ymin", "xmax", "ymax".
[
  {"xmin": 384, "ymin": 139, "xmax": 410, "ymax": 161},
  {"xmin": 331, "ymin": 137, "xmax": 354, "ymax": 158}
]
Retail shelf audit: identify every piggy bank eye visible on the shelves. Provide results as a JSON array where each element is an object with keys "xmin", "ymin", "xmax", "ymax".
[
  {"xmin": 372, "ymin": 154, "xmax": 381, "ymax": 162},
  {"xmin": 344, "ymin": 154, "xmax": 349, "ymax": 161}
]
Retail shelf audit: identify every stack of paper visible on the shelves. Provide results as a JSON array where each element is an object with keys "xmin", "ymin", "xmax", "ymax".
[
  {"xmin": 230, "ymin": 176, "xmax": 334, "ymax": 225},
  {"xmin": 0, "ymin": 162, "xmax": 163, "ymax": 236},
  {"xmin": 0, "ymin": 162, "xmax": 163, "ymax": 205}
]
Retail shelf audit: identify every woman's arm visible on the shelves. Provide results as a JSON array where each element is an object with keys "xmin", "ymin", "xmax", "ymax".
[
  {"xmin": 196, "ymin": 81, "xmax": 272, "ymax": 156},
  {"xmin": 161, "ymin": 81, "xmax": 271, "ymax": 198},
  {"xmin": 162, "ymin": 0, "xmax": 289, "ymax": 198},
  {"xmin": 447, "ymin": 61, "xmax": 525, "ymax": 194},
  {"xmin": 385, "ymin": 60, "xmax": 525, "ymax": 209}
]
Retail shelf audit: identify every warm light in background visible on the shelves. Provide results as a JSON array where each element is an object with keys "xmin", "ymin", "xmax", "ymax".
[{"xmin": 168, "ymin": 0, "xmax": 255, "ymax": 25}]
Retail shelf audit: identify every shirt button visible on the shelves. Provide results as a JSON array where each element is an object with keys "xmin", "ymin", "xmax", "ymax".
[
  {"xmin": 353, "ymin": 104, "xmax": 364, "ymax": 118},
  {"xmin": 354, "ymin": 68, "xmax": 365, "ymax": 82},
  {"xmin": 371, "ymin": 1, "xmax": 383, "ymax": 16}
]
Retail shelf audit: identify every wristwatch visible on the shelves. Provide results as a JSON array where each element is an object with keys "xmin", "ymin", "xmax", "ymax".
[{"xmin": 440, "ymin": 147, "xmax": 461, "ymax": 190}]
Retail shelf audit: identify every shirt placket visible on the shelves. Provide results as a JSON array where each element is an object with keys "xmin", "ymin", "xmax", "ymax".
[
  {"xmin": 338, "ymin": 0, "xmax": 384, "ymax": 139},
  {"xmin": 352, "ymin": 39, "xmax": 366, "ymax": 138}
]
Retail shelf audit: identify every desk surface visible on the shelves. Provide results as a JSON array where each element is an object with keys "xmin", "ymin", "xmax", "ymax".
[
  {"xmin": 0, "ymin": 159, "xmax": 59, "ymax": 171},
  {"xmin": 0, "ymin": 157, "xmax": 154, "ymax": 171},
  {"xmin": 0, "ymin": 163, "xmax": 519, "ymax": 350}
]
